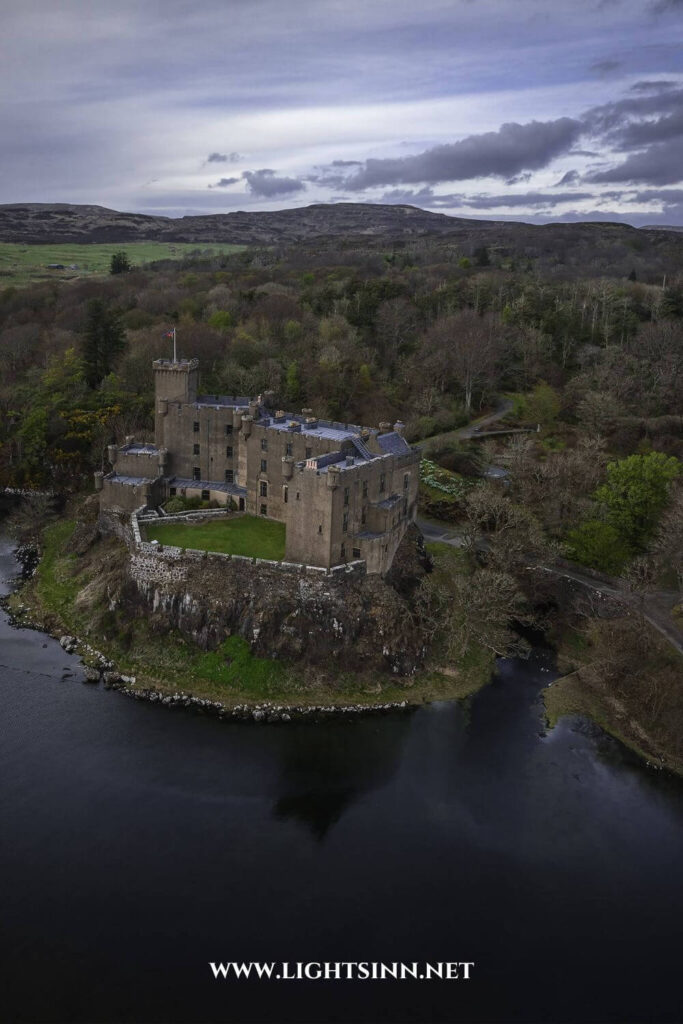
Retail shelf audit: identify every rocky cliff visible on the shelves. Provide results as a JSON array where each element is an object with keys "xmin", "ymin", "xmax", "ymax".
[{"xmin": 92, "ymin": 512, "xmax": 432, "ymax": 677}]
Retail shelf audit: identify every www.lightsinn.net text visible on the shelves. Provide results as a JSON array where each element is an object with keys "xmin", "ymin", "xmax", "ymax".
[{"xmin": 209, "ymin": 961, "xmax": 475, "ymax": 981}]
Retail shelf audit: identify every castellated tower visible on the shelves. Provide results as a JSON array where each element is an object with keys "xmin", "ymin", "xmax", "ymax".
[{"xmin": 153, "ymin": 358, "xmax": 199, "ymax": 444}]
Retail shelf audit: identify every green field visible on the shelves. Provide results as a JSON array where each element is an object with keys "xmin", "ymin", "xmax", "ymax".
[
  {"xmin": 145, "ymin": 514, "xmax": 287, "ymax": 561},
  {"xmin": 0, "ymin": 241, "xmax": 246, "ymax": 286}
]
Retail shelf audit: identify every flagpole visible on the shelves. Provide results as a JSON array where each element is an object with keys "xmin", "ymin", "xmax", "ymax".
[{"xmin": 173, "ymin": 327, "xmax": 177, "ymax": 364}]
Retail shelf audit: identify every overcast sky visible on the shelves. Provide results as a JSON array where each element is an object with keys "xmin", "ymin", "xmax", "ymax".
[{"xmin": 2, "ymin": 0, "xmax": 683, "ymax": 224}]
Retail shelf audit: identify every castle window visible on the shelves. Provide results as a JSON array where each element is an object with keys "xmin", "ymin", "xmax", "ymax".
[
  {"xmin": 225, "ymin": 424, "xmax": 233, "ymax": 436},
  {"xmin": 361, "ymin": 507, "xmax": 366, "ymax": 524},
  {"xmin": 201, "ymin": 489, "xmax": 210, "ymax": 501},
  {"xmin": 193, "ymin": 443, "xmax": 200, "ymax": 455},
  {"xmin": 379, "ymin": 473, "xmax": 386, "ymax": 493},
  {"xmin": 404, "ymin": 473, "xmax": 409, "ymax": 490},
  {"xmin": 285, "ymin": 442, "xmax": 293, "ymax": 457},
  {"xmin": 352, "ymin": 547, "xmax": 361, "ymax": 559},
  {"xmin": 260, "ymin": 504, "xmax": 267, "ymax": 517},
  {"xmin": 261, "ymin": 438, "xmax": 268, "ymax": 451},
  {"xmin": 342, "ymin": 512, "xmax": 348, "ymax": 533},
  {"xmin": 225, "ymin": 470, "xmax": 233, "ymax": 483},
  {"xmin": 226, "ymin": 445, "xmax": 233, "ymax": 457},
  {"xmin": 169, "ymin": 487, "xmax": 177, "ymax": 497},
  {"xmin": 193, "ymin": 421, "xmax": 199, "ymax": 433},
  {"xmin": 305, "ymin": 446, "xmax": 312, "ymax": 459},
  {"xmin": 283, "ymin": 486, "xmax": 288, "ymax": 503},
  {"xmin": 362, "ymin": 480, "xmax": 368, "ymax": 499},
  {"xmin": 260, "ymin": 459, "xmax": 267, "ymax": 473},
  {"xmin": 260, "ymin": 481, "xmax": 268, "ymax": 497},
  {"xmin": 296, "ymin": 492, "xmax": 300, "ymax": 501},
  {"xmin": 193, "ymin": 467, "xmax": 200, "ymax": 480},
  {"xmin": 318, "ymin": 524, "xmax": 322, "ymax": 534},
  {"xmin": 403, "ymin": 498, "xmax": 408, "ymax": 516},
  {"xmin": 340, "ymin": 544, "xmax": 346, "ymax": 561},
  {"xmin": 343, "ymin": 486, "xmax": 349, "ymax": 506}
]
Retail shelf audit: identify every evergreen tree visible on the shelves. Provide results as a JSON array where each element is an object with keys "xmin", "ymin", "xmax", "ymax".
[
  {"xmin": 81, "ymin": 299, "xmax": 127, "ymax": 388},
  {"xmin": 110, "ymin": 251, "xmax": 132, "ymax": 274}
]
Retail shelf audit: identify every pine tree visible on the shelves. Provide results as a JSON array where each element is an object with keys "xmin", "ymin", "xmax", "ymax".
[
  {"xmin": 81, "ymin": 299, "xmax": 127, "ymax": 388},
  {"xmin": 110, "ymin": 251, "xmax": 132, "ymax": 274}
]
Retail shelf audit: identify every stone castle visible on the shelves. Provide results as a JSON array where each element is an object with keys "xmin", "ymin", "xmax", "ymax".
[{"xmin": 98, "ymin": 357, "xmax": 420, "ymax": 575}]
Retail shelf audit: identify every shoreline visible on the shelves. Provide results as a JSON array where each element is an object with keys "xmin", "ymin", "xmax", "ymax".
[{"xmin": 2, "ymin": 535, "xmax": 493, "ymax": 719}]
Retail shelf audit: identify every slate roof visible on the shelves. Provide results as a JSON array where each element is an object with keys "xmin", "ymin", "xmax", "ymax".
[
  {"xmin": 119, "ymin": 443, "xmax": 159, "ymax": 455},
  {"xmin": 108, "ymin": 474, "xmax": 157, "ymax": 486},
  {"xmin": 377, "ymin": 432, "xmax": 411, "ymax": 456},
  {"xmin": 168, "ymin": 476, "xmax": 247, "ymax": 497}
]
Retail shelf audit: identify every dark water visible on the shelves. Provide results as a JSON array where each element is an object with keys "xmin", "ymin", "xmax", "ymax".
[{"xmin": 1, "ymin": 538, "xmax": 683, "ymax": 1024}]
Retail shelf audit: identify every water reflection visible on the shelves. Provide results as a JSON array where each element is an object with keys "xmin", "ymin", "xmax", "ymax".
[{"xmin": 272, "ymin": 715, "xmax": 413, "ymax": 839}]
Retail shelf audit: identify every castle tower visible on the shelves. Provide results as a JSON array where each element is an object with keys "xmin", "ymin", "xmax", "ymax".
[{"xmin": 153, "ymin": 357, "xmax": 199, "ymax": 446}]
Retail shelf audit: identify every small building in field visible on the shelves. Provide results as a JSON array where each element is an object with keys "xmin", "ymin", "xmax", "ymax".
[{"xmin": 97, "ymin": 357, "xmax": 420, "ymax": 575}]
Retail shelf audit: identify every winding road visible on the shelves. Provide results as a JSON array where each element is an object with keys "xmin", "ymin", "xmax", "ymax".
[{"xmin": 417, "ymin": 400, "xmax": 683, "ymax": 658}]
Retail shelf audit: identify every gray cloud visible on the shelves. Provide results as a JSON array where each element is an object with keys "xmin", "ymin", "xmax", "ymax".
[
  {"xmin": 208, "ymin": 177, "xmax": 240, "ymax": 188},
  {"xmin": 556, "ymin": 170, "xmax": 581, "ymax": 185},
  {"xmin": 242, "ymin": 168, "xmax": 306, "ymax": 197},
  {"xmin": 650, "ymin": 0, "xmax": 683, "ymax": 14},
  {"xmin": 377, "ymin": 187, "xmax": 597, "ymax": 210},
  {"xmin": 629, "ymin": 79, "xmax": 679, "ymax": 92},
  {"xmin": 584, "ymin": 86, "xmax": 683, "ymax": 136},
  {"xmin": 342, "ymin": 117, "xmax": 583, "ymax": 190},
  {"xmin": 615, "ymin": 107, "xmax": 683, "ymax": 147},
  {"xmin": 587, "ymin": 136, "xmax": 683, "ymax": 184},
  {"xmin": 505, "ymin": 172, "xmax": 532, "ymax": 185},
  {"xmin": 206, "ymin": 151, "xmax": 242, "ymax": 164},
  {"xmin": 590, "ymin": 59, "xmax": 622, "ymax": 75}
]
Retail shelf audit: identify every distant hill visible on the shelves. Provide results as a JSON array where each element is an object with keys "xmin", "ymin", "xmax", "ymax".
[
  {"xmin": 0, "ymin": 202, "xmax": 473, "ymax": 244},
  {"xmin": 1, "ymin": 202, "xmax": 681, "ymax": 279}
]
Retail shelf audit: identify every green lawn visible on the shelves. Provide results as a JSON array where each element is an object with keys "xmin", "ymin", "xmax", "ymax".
[
  {"xmin": 145, "ymin": 515, "xmax": 287, "ymax": 560},
  {"xmin": 0, "ymin": 241, "xmax": 246, "ymax": 286}
]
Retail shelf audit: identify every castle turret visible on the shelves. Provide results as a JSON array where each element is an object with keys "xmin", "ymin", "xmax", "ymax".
[{"xmin": 153, "ymin": 357, "xmax": 199, "ymax": 443}]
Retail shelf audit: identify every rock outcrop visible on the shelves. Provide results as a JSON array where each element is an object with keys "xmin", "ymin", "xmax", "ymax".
[{"xmin": 120, "ymin": 526, "xmax": 430, "ymax": 675}]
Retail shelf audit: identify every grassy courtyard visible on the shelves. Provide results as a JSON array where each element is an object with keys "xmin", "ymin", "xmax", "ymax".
[{"xmin": 144, "ymin": 514, "xmax": 287, "ymax": 561}]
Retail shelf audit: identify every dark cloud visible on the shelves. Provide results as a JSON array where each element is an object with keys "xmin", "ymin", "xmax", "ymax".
[
  {"xmin": 505, "ymin": 172, "xmax": 532, "ymax": 185},
  {"xmin": 377, "ymin": 187, "xmax": 435, "ymax": 204},
  {"xmin": 629, "ymin": 80, "xmax": 679, "ymax": 92},
  {"xmin": 590, "ymin": 59, "xmax": 622, "ymax": 75},
  {"xmin": 377, "ymin": 188, "xmax": 597, "ymax": 211},
  {"xmin": 206, "ymin": 151, "xmax": 242, "ymax": 164},
  {"xmin": 615, "ymin": 107, "xmax": 683, "ymax": 147},
  {"xmin": 242, "ymin": 168, "xmax": 306, "ymax": 197},
  {"xmin": 455, "ymin": 190, "xmax": 596, "ymax": 209},
  {"xmin": 650, "ymin": 0, "xmax": 683, "ymax": 14},
  {"xmin": 587, "ymin": 136, "xmax": 683, "ymax": 184},
  {"xmin": 556, "ymin": 170, "xmax": 580, "ymax": 185},
  {"xmin": 584, "ymin": 86, "xmax": 683, "ymax": 136},
  {"xmin": 342, "ymin": 117, "xmax": 583, "ymax": 190},
  {"xmin": 208, "ymin": 177, "xmax": 240, "ymax": 188},
  {"xmin": 331, "ymin": 159, "xmax": 362, "ymax": 167}
]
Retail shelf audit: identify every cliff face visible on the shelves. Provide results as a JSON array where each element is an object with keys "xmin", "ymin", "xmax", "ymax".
[{"xmin": 113, "ymin": 522, "xmax": 431, "ymax": 676}]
